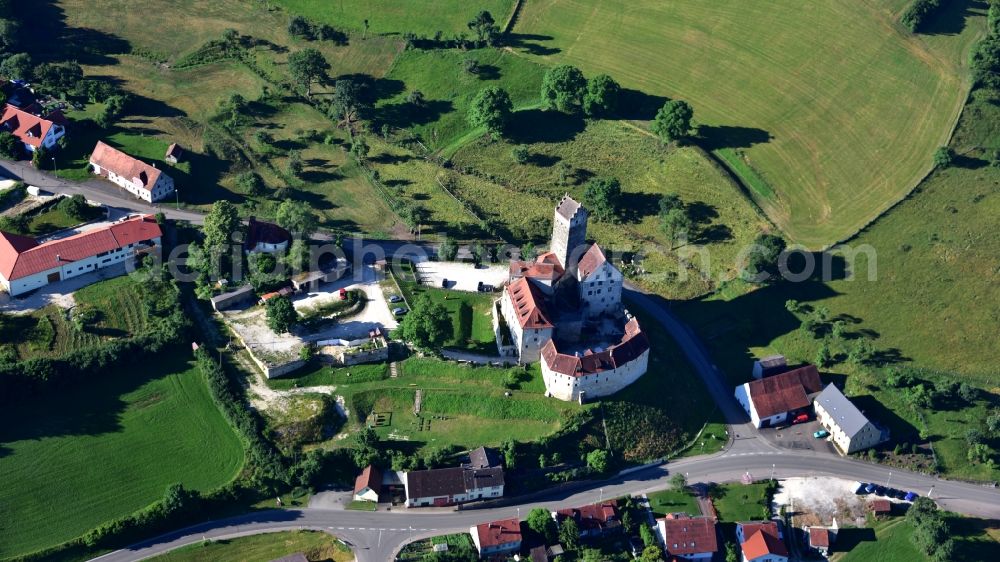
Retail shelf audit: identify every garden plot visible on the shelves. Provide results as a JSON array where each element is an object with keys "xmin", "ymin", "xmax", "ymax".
[{"xmin": 773, "ymin": 476, "xmax": 867, "ymax": 527}]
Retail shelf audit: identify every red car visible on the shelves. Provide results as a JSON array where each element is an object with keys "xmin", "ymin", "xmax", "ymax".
[
  {"xmin": 338, "ymin": 288, "xmax": 347, "ymax": 300},
  {"xmin": 791, "ymin": 413, "xmax": 809, "ymax": 424}
]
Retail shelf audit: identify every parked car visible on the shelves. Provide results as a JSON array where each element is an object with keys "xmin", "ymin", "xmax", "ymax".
[
  {"xmin": 792, "ymin": 413, "xmax": 809, "ymax": 424},
  {"xmin": 441, "ymin": 278, "xmax": 448, "ymax": 288},
  {"xmin": 865, "ymin": 484, "xmax": 877, "ymax": 494},
  {"xmin": 338, "ymin": 288, "xmax": 347, "ymax": 300},
  {"xmin": 887, "ymin": 488, "xmax": 903, "ymax": 499},
  {"xmin": 389, "ymin": 295, "xmax": 403, "ymax": 303},
  {"xmin": 856, "ymin": 482, "xmax": 870, "ymax": 495},
  {"xmin": 393, "ymin": 307, "xmax": 408, "ymax": 316},
  {"xmin": 904, "ymin": 492, "xmax": 918, "ymax": 502},
  {"xmin": 813, "ymin": 429, "xmax": 829, "ymax": 438},
  {"xmin": 874, "ymin": 485, "xmax": 887, "ymax": 496}
]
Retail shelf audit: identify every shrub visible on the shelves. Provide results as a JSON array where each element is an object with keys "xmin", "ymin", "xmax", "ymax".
[
  {"xmin": 933, "ymin": 146, "xmax": 953, "ymax": 169},
  {"xmin": 901, "ymin": 0, "xmax": 942, "ymax": 33}
]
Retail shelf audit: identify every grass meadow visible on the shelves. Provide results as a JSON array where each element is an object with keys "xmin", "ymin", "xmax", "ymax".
[
  {"xmin": 395, "ymin": 270, "xmax": 498, "ymax": 353},
  {"xmin": 0, "ymin": 355, "xmax": 244, "ymax": 558},
  {"xmin": 274, "ymin": 0, "xmax": 516, "ymax": 35},
  {"xmin": 514, "ymin": 0, "xmax": 986, "ymax": 247},
  {"xmin": 647, "ymin": 488, "xmax": 699, "ymax": 518},
  {"xmin": 151, "ymin": 530, "xmax": 353, "ymax": 562},
  {"xmin": 710, "ymin": 481, "xmax": 772, "ymax": 522}
]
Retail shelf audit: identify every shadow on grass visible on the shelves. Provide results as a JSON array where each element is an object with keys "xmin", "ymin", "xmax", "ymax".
[
  {"xmin": 919, "ymin": 0, "xmax": 988, "ymax": 36},
  {"xmin": 698, "ymin": 124, "xmax": 772, "ymax": 151},
  {"xmin": 506, "ymin": 109, "xmax": 586, "ymax": 144},
  {"xmin": 18, "ymin": 0, "xmax": 131, "ymax": 65},
  {"xmin": 507, "ymin": 33, "xmax": 561, "ymax": 56},
  {"xmin": 376, "ymin": 99, "xmax": 455, "ymax": 129},
  {"xmin": 831, "ymin": 527, "xmax": 877, "ymax": 552},
  {"xmin": 617, "ymin": 88, "xmax": 669, "ymax": 121}
]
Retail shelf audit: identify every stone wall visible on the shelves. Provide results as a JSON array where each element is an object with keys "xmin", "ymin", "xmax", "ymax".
[{"xmin": 541, "ymin": 348, "xmax": 649, "ymax": 402}]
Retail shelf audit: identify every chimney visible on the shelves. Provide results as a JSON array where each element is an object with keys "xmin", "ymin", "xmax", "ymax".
[{"xmin": 56, "ymin": 254, "xmax": 61, "ymax": 262}]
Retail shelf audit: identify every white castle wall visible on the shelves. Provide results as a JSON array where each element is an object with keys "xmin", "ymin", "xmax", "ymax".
[{"xmin": 541, "ymin": 348, "xmax": 650, "ymax": 402}]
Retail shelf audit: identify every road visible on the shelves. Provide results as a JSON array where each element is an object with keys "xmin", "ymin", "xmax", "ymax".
[{"xmin": 11, "ymin": 163, "xmax": 995, "ymax": 560}]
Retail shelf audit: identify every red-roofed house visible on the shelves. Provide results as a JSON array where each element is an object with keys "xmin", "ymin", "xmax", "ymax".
[
  {"xmin": 657, "ymin": 514, "xmax": 718, "ymax": 561},
  {"xmin": 734, "ymin": 364, "xmax": 823, "ymax": 428},
  {"xmin": 736, "ymin": 521, "xmax": 787, "ymax": 562},
  {"xmin": 554, "ymin": 501, "xmax": 621, "ymax": 538},
  {"xmin": 0, "ymin": 215, "xmax": 161, "ymax": 296},
  {"xmin": 353, "ymin": 465, "xmax": 382, "ymax": 502},
  {"xmin": 807, "ymin": 526, "xmax": 835, "ymax": 556},
  {"xmin": 1, "ymin": 104, "xmax": 66, "ymax": 153},
  {"xmin": 499, "ymin": 276, "xmax": 554, "ymax": 362},
  {"xmin": 470, "ymin": 518, "xmax": 522, "ymax": 558},
  {"xmin": 89, "ymin": 141, "xmax": 175, "ymax": 203}
]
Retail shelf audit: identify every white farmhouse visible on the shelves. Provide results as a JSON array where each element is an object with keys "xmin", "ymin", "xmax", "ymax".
[
  {"xmin": 0, "ymin": 104, "xmax": 66, "ymax": 153},
  {"xmin": 402, "ymin": 466, "xmax": 504, "ymax": 507},
  {"xmin": 814, "ymin": 384, "xmax": 887, "ymax": 454},
  {"xmin": 89, "ymin": 141, "xmax": 175, "ymax": 203},
  {"xmin": 734, "ymin": 364, "xmax": 823, "ymax": 428},
  {"xmin": 245, "ymin": 217, "xmax": 291, "ymax": 254},
  {"xmin": 0, "ymin": 215, "xmax": 162, "ymax": 296}
]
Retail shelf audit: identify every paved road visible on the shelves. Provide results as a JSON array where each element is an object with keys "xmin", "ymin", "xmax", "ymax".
[{"xmin": 91, "ymin": 447, "xmax": 1000, "ymax": 562}]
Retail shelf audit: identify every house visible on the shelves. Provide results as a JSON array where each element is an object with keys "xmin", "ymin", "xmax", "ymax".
[
  {"xmin": 89, "ymin": 141, "xmax": 175, "ymax": 203},
  {"xmin": 465, "ymin": 446, "xmax": 503, "ymax": 470},
  {"xmin": 868, "ymin": 499, "xmax": 892, "ymax": 518},
  {"xmin": 736, "ymin": 521, "xmax": 788, "ymax": 562},
  {"xmin": 1, "ymin": 103, "xmax": 66, "ymax": 153},
  {"xmin": 353, "ymin": 464, "xmax": 382, "ymax": 502},
  {"xmin": 495, "ymin": 195, "xmax": 648, "ymax": 402},
  {"xmin": 246, "ymin": 216, "xmax": 291, "ymax": 254},
  {"xmin": 0, "ymin": 214, "xmax": 161, "ymax": 296},
  {"xmin": 734, "ymin": 364, "xmax": 823, "ymax": 428},
  {"xmin": 813, "ymin": 384, "xmax": 888, "ymax": 454},
  {"xmin": 554, "ymin": 501, "xmax": 621, "ymax": 538},
  {"xmin": 165, "ymin": 142, "xmax": 183, "ymax": 164},
  {"xmin": 470, "ymin": 518, "xmax": 522, "ymax": 558},
  {"xmin": 752, "ymin": 355, "xmax": 787, "ymax": 379},
  {"xmin": 657, "ymin": 513, "xmax": 718, "ymax": 561},
  {"xmin": 403, "ymin": 466, "xmax": 504, "ymax": 507},
  {"xmin": 529, "ymin": 544, "xmax": 564, "ymax": 562},
  {"xmin": 808, "ymin": 526, "xmax": 836, "ymax": 556}
]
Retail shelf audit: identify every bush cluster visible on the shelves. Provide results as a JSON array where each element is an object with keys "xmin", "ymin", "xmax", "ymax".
[{"xmin": 901, "ymin": 0, "xmax": 942, "ymax": 32}]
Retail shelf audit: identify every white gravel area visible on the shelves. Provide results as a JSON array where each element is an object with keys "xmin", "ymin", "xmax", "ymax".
[
  {"xmin": 224, "ymin": 306, "xmax": 303, "ymax": 365},
  {"xmin": 773, "ymin": 476, "xmax": 868, "ymax": 527},
  {"xmin": 414, "ymin": 260, "xmax": 508, "ymax": 292},
  {"xmin": 296, "ymin": 264, "xmax": 398, "ymax": 342}
]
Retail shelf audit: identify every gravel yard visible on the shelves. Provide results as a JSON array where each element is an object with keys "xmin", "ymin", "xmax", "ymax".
[
  {"xmin": 773, "ymin": 476, "xmax": 868, "ymax": 527},
  {"xmin": 414, "ymin": 260, "xmax": 507, "ymax": 292}
]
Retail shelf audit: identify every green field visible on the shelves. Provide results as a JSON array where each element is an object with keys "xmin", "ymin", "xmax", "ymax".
[
  {"xmin": 151, "ymin": 530, "xmax": 353, "ymax": 562},
  {"xmin": 647, "ymin": 488, "xmax": 699, "ymax": 518},
  {"xmin": 515, "ymin": 0, "xmax": 986, "ymax": 247},
  {"xmin": 395, "ymin": 271, "xmax": 498, "ymax": 352},
  {"xmin": 0, "ymin": 355, "xmax": 244, "ymax": 558},
  {"xmin": 709, "ymin": 481, "xmax": 773, "ymax": 522},
  {"xmin": 275, "ymin": 0, "xmax": 516, "ymax": 35}
]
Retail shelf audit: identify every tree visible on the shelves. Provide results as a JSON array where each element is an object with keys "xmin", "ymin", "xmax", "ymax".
[
  {"xmin": 288, "ymin": 15, "xmax": 311, "ymax": 38},
  {"xmin": 406, "ymin": 89, "xmax": 426, "ymax": 107},
  {"xmin": 958, "ymin": 382, "xmax": 978, "ymax": 403},
  {"xmin": 987, "ymin": 411, "xmax": 1000, "ymax": 436},
  {"xmin": 0, "ymin": 130, "xmax": 20, "ymax": 159},
  {"xmin": 933, "ymin": 146, "xmax": 953, "ymax": 169},
  {"xmin": 467, "ymin": 10, "xmax": 500, "ymax": 46},
  {"xmin": 266, "ymin": 295, "xmax": 298, "ymax": 333},
  {"xmin": 660, "ymin": 208, "xmax": 691, "ymax": 243},
  {"xmin": 59, "ymin": 194, "xmax": 90, "ymax": 220},
  {"xmin": 651, "ymin": 100, "xmax": 694, "ymax": 144},
  {"xmin": 526, "ymin": 508, "xmax": 557, "ymax": 544},
  {"xmin": 620, "ymin": 509, "xmax": 635, "ymax": 534},
  {"xmin": 276, "ymin": 200, "xmax": 319, "ymax": 238},
  {"xmin": 468, "ymin": 86, "xmax": 513, "ymax": 139},
  {"xmin": 398, "ymin": 294, "xmax": 453, "ymax": 351},
  {"xmin": 236, "ymin": 171, "xmax": 266, "ymax": 196},
  {"xmin": 911, "ymin": 515, "xmax": 948, "ymax": 555},
  {"xmin": 351, "ymin": 137, "xmax": 370, "ymax": 161},
  {"xmin": 286, "ymin": 150, "xmax": 304, "ymax": 177},
  {"xmin": 725, "ymin": 542, "xmax": 738, "ymax": 562},
  {"xmin": 330, "ymin": 79, "xmax": 364, "ymax": 124},
  {"xmin": 511, "ymin": 145, "xmax": 530, "ymax": 164},
  {"xmin": 815, "ymin": 341, "xmax": 832, "ymax": 367},
  {"xmin": 520, "ymin": 241, "xmax": 537, "ymax": 261},
  {"xmin": 288, "ymin": 48, "xmax": 328, "ymax": 97},
  {"xmin": 96, "ymin": 94, "xmax": 131, "ymax": 128},
  {"xmin": 559, "ymin": 517, "xmax": 581, "ymax": 552},
  {"xmin": 162, "ymin": 483, "xmax": 198, "ymax": 518},
  {"xmin": 586, "ymin": 449, "xmax": 609, "ymax": 473},
  {"xmin": 583, "ymin": 177, "xmax": 621, "ymax": 221},
  {"xmin": 743, "ymin": 233, "xmax": 786, "ymax": 283},
  {"xmin": 848, "ymin": 338, "xmax": 876, "ymax": 366},
  {"xmin": 0, "ymin": 52, "xmax": 32, "ymax": 80},
  {"xmin": 541, "ymin": 64, "xmax": 587, "ymax": 113},
  {"xmin": 658, "ymin": 193, "xmax": 682, "ymax": 215},
  {"xmin": 669, "ymin": 472, "xmax": 687, "ymax": 489},
  {"xmin": 284, "ymin": 239, "xmax": 312, "ymax": 271},
  {"xmin": 906, "ymin": 497, "xmax": 939, "ymax": 526},
  {"xmin": 462, "ymin": 57, "xmax": 480, "ymax": 75},
  {"xmin": 639, "ymin": 522, "xmax": 657, "ymax": 547},
  {"xmin": 641, "ymin": 545, "xmax": 664, "ymax": 562},
  {"xmin": 583, "ymin": 74, "xmax": 621, "ymax": 117},
  {"xmin": 34, "ymin": 61, "xmax": 82, "ymax": 93},
  {"xmin": 438, "ymin": 237, "xmax": 458, "ymax": 261},
  {"xmin": 469, "ymin": 241, "xmax": 485, "ymax": 266},
  {"xmin": 0, "ymin": 213, "xmax": 27, "ymax": 233},
  {"xmin": 203, "ymin": 200, "xmax": 241, "ymax": 250},
  {"xmin": 247, "ymin": 252, "xmax": 284, "ymax": 292}
]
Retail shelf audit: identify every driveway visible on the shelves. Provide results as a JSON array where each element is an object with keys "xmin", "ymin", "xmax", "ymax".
[
  {"xmin": 298, "ymin": 265, "xmax": 398, "ymax": 342},
  {"xmin": 0, "ymin": 262, "xmax": 130, "ymax": 314},
  {"xmin": 761, "ymin": 419, "xmax": 839, "ymax": 455},
  {"xmin": 413, "ymin": 260, "xmax": 507, "ymax": 292}
]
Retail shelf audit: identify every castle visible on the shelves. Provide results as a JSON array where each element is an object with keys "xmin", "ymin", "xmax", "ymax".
[{"xmin": 493, "ymin": 196, "xmax": 650, "ymax": 402}]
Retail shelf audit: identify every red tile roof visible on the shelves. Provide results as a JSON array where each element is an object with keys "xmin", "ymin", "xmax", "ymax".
[
  {"xmin": 541, "ymin": 317, "xmax": 648, "ymax": 377},
  {"xmin": 474, "ymin": 518, "xmax": 522, "ymax": 549},
  {"xmin": 576, "ymin": 243, "xmax": 608, "ymax": 280},
  {"xmin": 89, "ymin": 141, "xmax": 165, "ymax": 192},
  {"xmin": 742, "ymin": 528, "xmax": 788, "ymax": 559},
  {"xmin": 509, "ymin": 260, "xmax": 561, "ymax": 281},
  {"xmin": 868, "ymin": 499, "xmax": 891, "ymax": 514},
  {"xmin": 747, "ymin": 364, "xmax": 822, "ymax": 419},
  {"xmin": 165, "ymin": 142, "xmax": 183, "ymax": 158},
  {"xmin": 246, "ymin": 217, "xmax": 291, "ymax": 248},
  {"xmin": 1, "ymin": 104, "xmax": 57, "ymax": 148},
  {"xmin": 809, "ymin": 527, "xmax": 831, "ymax": 548},
  {"xmin": 535, "ymin": 251, "xmax": 564, "ymax": 269},
  {"xmin": 506, "ymin": 277, "xmax": 553, "ymax": 329},
  {"xmin": 739, "ymin": 521, "xmax": 780, "ymax": 542},
  {"xmin": 0, "ymin": 215, "xmax": 161, "ymax": 281},
  {"xmin": 353, "ymin": 464, "xmax": 382, "ymax": 496},
  {"xmin": 661, "ymin": 514, "xmax": 718, "ymax": 556},
  {"xmin": 556, "ymin": 501, "xmax": 619, "ymax": 533}
]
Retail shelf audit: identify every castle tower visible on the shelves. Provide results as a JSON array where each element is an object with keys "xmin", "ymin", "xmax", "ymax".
[{"xmin": 550, "ymin": 194, "xmax": 588, "ymax": 270}]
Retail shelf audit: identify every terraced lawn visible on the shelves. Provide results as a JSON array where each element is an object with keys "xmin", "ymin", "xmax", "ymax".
[
  {"xmin": 514, "ymin": 0, "xmax": 986, "ymax": 247},
  {"xmin": 274, "ymin": 0, "xmax": 516, "ymax": 35}
]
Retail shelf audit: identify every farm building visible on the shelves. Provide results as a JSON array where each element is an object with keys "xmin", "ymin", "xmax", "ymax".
[
  {"xmin": 470, "ymin": 518, "xmax": 522, "ymax": 558},
  {"xmin": 89, "ymin": 141, "xmax": 175, "ymax": 203},
  {"xmin": 245, "ymin": 216, "xmax": 291, "ymax": 254},
  {"xmin": 752, "ymin": 354, "xmax": 787, "ymax": 379},
  {"xmin": 495, "ymin": 196, "xmax": 649, "ymax": 402},
  {"xmin": 657, "ymin": 513, "xmax": 718, "ymax": 561},
  {"xmin": 0, "ymin": 214, "xmax": 161, "ymax": 296},
  {"xmin": 736, "ymin": 521, "xmax": 788, "ymax": 562},
  {"xmin": 353, "ymin": 465, "xmax": 382, "ymax": 502},
  {"xmin": 402, "ymin": 465, "xmax": 504, "ymax": 507},
  {"xmin": 209, "ymin": 285, "xmax": 255, "ymax": 312},
  {"xmin": 1, "ymin": 103, "xmax": 66, "ymax": 153},
  {"xmin": 734, "ymin": 364, "xmax": 823, "ymax": 428},
  {"xmin": 814, "ymin": 384, "xmax": 888, "ymax": 454},
  {"xmin": 464, "ymin": 446, "xmax": 502, "ymax": 470},
  {"xmin": 164, "ymin": 142, "xmax": 183, "ymax": 164},
  {"xmin": 553, "ymin": 501, "xmax": 621, "ymax": 539}
]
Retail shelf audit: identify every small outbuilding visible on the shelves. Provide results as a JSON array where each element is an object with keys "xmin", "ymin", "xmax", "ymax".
[
  {"xmin": 353, "ymin": 464, "xmax": 383, "ymax": 502},
  {"xmin": 210, "ymin": 285, "xmax": 255, "ymax": 312},
  {"xmin": 165, "ymin": 143, "xmax": 183, "ymax": 164}
]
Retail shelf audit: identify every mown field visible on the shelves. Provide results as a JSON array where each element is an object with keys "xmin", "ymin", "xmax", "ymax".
[
  {"xmin": 151, "ymin": 530, "xmax": 353, "ymax": 562},
  {"xmin": 275, "ymin": 0, "xmax": 516, "ymax": 35},
  {"xmin": 0, "ymin": 355, "xmax": 244, "ymax": 558},
  {"xmin": 514, "ymin": 0, "xmax": 986, "ymax": 247}
]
